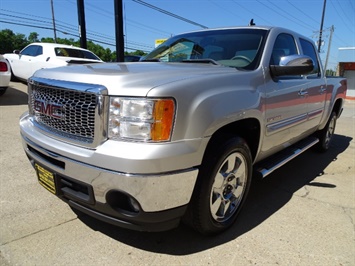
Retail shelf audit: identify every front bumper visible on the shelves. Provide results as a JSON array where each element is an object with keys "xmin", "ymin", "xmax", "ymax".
[{"xmin": 20, "ymin": 113, "xmax": 202, "ymax": 231}]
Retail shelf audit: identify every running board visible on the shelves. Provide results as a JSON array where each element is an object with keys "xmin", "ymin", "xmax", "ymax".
[{"xmin": 255, "ymin": 137, "xmax": 319, "ymax": 178}]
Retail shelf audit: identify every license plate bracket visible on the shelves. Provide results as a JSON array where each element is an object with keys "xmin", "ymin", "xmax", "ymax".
[{"xmin": 35, "ymin": 163, "xmax": 56, "ymax": 194}]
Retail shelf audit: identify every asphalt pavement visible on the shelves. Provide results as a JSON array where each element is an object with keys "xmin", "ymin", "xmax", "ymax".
[{"xmin": 0, "ymin": 81, "xmax": 354, "ymax": 265}]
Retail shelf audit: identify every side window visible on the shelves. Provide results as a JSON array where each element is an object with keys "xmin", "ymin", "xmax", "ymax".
[
  {"xmin": 36, "ymin": 46, "xmax": 43, "ymax": 56},
  {"xmin": 20, "ymin": 45, "xmax": 42, "ymax": 57},
  {"xmin": 300, "ymin": 38, "xmax": 320, "ymax": 77},
  {"xmin": 270, "ymin": 33, "xmax": 298, "ymax": 65}
]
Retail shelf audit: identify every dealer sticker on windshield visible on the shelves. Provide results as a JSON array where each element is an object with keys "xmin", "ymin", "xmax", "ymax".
[{"xmin": 35, "ymin": 163, "xmax": 56, "ymax": 194}]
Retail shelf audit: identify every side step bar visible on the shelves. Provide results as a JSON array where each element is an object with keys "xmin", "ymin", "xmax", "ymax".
[{"xmin": 255, "ymin": 137, "xmax": 319, "ymax": 178}]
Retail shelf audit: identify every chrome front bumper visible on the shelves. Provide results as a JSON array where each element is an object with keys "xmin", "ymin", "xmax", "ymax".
[
  {"xmin": 22, "ymin": 132, "xmax": 198, "ymax": 211},
  {"xmin": 20, "ymin": 112, "xmax": 203, "ymax": 231}
]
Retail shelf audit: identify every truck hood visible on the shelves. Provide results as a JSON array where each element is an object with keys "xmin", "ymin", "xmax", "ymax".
[{"xmin": 32, "ymin": 62, "xmax": 239, "ymax": 96}]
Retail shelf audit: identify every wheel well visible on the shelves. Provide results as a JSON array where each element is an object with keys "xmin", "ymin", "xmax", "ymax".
[
  {"xmin": 207, "ymin": 118, "xmax": 260, "ymax": 161},
  {"xmin": 333, "ymin": 98, "xmax": 343, "ymax": 117}
]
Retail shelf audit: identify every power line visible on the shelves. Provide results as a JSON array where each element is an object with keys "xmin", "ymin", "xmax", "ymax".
[
  {"xmin": 0, "ymin": 9, "xmax": 112, "ymax": 40},
  {"xmin": 131, "ymin": 0, "xmax": 208, "ymax": 29},
  {"xmin": 330, "ymin": 0, "xmax": 355, "ymax": 35},
  {"xmin": 336, "ymin": 0, "xmax": 353, "ymax": 23},
  {"xmin": 0, "ymin": 9, "xmax": 153, "ymax": 52},
  {"xmin": 257, "ymin": 0, "xmax": 316, "ymax": 31},
  {"xmin": 349, "ymin": 0, "xmax": 355, "ymax": 12},
  {"xmin": 229, "ymin": 0, "xmax": 274, "ymax": 25},
  {"xmin": 285, "ymin": 0, "xmax": 320, "ymax": 25},
  {"xmin": 0, "ymin": 19, "xmax": 151, "ymax": 52}
]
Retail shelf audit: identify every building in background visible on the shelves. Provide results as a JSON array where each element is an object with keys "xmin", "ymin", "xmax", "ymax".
[{"xmin": 337, "ymin": 47, "xmax": 355, "ymax": 99}]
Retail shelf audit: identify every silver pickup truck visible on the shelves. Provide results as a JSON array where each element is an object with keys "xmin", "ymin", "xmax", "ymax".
[{"xmin": 20, "ymin": 26, "xmax": 347, "ymax": 235}]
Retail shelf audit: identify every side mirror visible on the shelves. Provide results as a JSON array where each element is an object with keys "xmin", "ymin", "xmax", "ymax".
[
  {"xmin": 13, "ymin": 50, "xmax": 20, "ymax": 55},
  {"xmin": 270, "ymin": 55, "xmax": 314, "ymax": 76}
]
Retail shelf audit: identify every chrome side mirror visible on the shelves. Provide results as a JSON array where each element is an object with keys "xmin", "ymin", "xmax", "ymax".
[{"xmin": 270, "ymin": 55, "xmax": 314, "ymax": 76}]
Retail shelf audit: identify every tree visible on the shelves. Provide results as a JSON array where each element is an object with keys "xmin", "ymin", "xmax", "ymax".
[
  {"xmin": 0, "ymin": 29, "xmax": 29, "ymax": 53},
  {"xmin": 325, "ymin": 69, "xmax": 336, "ymax": 76},
  {"xmin": 87, "ymin": 40, "xmax": 113, "ymax": 61},
  {"xmin": 130, "ymin": 50, "xmax": 146, "ymax": 56},
  {"xmin": 28, "ymin": 32, "xmax": 39, "ymax": 43}
]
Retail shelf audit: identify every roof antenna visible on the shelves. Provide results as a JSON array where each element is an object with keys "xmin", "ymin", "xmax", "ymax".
[{"xmin": 249, "ymin": 19, "xmax": 255, "ymax": 26}]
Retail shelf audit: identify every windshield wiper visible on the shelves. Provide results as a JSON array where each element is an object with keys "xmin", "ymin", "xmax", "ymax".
[
  {"xmin": 181, "ymin": 59, "xmax": 220, "ymax": 65},
  {"xmin": 141, "ymin": 58, "xmax": 161, "ymax": 62}
]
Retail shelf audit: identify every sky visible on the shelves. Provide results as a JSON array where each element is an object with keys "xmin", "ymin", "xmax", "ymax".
[{"xmin": 0, "ymin": 0, "xmax": 354, "ymax": 70}]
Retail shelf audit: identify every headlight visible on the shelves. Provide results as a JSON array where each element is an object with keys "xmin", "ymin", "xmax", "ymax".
[{"xmin": 109, "ymin": 97, "xmax": 175, "ymax": 142}]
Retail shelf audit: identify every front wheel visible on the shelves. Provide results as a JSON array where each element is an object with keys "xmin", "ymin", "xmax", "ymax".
[{"xmin": 185, "ymin": 136, "xmax": 252, "ymax": 235}]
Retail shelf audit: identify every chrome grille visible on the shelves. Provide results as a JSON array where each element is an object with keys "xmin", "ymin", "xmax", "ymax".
[{"xmin": 28, "ymin": 77, "xmax": 108, "ymax": 147}]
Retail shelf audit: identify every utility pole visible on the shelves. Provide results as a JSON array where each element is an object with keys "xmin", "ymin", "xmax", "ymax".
[
  {"xmin": 324, "ymin": 25, "xmax": 334, "ymax": 74},
  {"xmin": 77, "ymin": 0, "xmax": 87, "ymax": 49},
  {"xmin": 114, "ymin": 0, "xmax": 125, "ymax": 62},
  {"xmin": 50, "ymin": 0, "xmax": 57, "ymax": 43},
  {"xmin": 318, "ymin": 0, "xmax": 327, "ymax": 53}
]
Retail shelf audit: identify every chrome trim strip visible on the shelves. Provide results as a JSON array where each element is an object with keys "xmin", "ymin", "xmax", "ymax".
[
  {"xmin": 29, "ymin": 77, "xmax": 108, "ymax": 94},
  {"xmin": 267, "ymin": 113, "xmax": 307, "ymax": 133},
  {"xmin": 308, "ymin": 108, "xmax": 323, "ymax": 120}
]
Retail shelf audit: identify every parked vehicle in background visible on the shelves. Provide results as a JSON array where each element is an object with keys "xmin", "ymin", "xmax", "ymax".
[
  {"xmin": 3, "ymin": 43, "xmax": 103, "ymax": 81},
  {"xmin": 20, "ymin": 26, "xmax": 347, "ymax": 235},
  {"xmin": 0, "ymin": 55, "xmax": 11, "ymax": 96},
  {"xmin": 124, "ymin": 55, "xmax": 141, "ymax": 62}
]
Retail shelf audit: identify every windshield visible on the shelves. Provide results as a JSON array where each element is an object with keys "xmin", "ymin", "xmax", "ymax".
[{"xmin": 144, "ymin": 28, "xmax": 268, "ymax": 70}]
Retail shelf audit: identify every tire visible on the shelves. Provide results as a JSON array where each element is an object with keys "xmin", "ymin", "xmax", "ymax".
[
  {"xmin": 185, "ymin": 136, "xmax": 252, "ymax": 235},
  {"xmin": 0, "ymin": 87, "xmax": 7, "ymax": 96},
  {"xmin": 7, "ymin": 61, "xmax": 18, "ymax": 82},
  {"xmin": 316, "ymin": 111, "xmax": 337, "ymax": 152}
]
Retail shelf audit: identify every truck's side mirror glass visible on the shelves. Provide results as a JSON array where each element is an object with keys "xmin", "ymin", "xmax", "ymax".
[{"xmin": 270, "ymin": 55, "xmax": 314, "ymax": 76}]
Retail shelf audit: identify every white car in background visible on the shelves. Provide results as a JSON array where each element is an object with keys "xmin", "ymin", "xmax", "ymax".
[
  {"xmin": 4, "ymin": 42, "xmax": 103, "ymax": 81},
  {"xmin": 0, "ymin": 55, "xmax": 11, "ymax": 96}
]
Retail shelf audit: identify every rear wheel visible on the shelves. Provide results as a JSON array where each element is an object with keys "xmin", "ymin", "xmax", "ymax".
[
  {"xmin": 316, "ymin": 111, "xmax": 337, "ymax": 152},
  {"xmin": 186, "ymin": 136, "xmax": 252, "ymax": 235}
]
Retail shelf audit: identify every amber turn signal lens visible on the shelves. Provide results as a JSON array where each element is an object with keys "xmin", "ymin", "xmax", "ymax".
[{"xmin": 151, "ymin": 99, "xmax": 175, "ymax": 141}]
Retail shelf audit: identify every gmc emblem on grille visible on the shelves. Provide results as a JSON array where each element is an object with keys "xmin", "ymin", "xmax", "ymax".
[{"xmin": 34, "ymin": 100, "xmax": 64, "ymax": 119}]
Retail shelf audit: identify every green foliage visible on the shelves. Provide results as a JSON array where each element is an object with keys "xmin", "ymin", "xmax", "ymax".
[
  {"xmin": 0, "ymin": 29, "xmax": 30, "ymax": 54},
  {"xmin": 130, "ymin": 50, "xmax": 146, "ymax": 56},
  {"xmin": 325, "ymin": 69, "xmax": 336, "ymax": 76},
  {"xmin": 87, "ymin": 40, "xmax": 115, "ymax": 62},
  {"xmin": 0, "ymin": 29, "xmax": 148, "ymax": 62},
  {"xmin": 28, "ymin": 32, "xmax": 40, "ymax": 43}
]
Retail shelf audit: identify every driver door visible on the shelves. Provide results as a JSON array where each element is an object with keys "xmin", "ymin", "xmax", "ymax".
[
  {"xmin": 262, "ymin": 33, "xmax": 309, "ymax": 155},
  {"xmin": 15, "ymin": 44, "xmax": 43, "ymax": 80}
]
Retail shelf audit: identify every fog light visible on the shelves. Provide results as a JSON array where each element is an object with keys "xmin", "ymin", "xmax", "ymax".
[
  {"xmin": 106, "ymin": 190, "xmax": 140, "ymax": 214},
  {"xmin": 128, "ymin": 197, "xmax": 140, "ymax": 213}
]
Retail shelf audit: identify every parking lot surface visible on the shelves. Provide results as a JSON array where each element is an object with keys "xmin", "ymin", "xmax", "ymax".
[{"xmin": 1, "ymin": 81, "xmax": 354, "ymax": 265}]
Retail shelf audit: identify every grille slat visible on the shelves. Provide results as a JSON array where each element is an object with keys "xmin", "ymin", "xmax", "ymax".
[{"xmin": 30, "ymin": 84, "xmax": 97, "ymax": 143}]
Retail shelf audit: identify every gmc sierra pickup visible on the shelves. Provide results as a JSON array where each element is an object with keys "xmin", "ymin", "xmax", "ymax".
[{"xmin": 20, "ymin": 26, "xmax": 347, "ymax": 235}]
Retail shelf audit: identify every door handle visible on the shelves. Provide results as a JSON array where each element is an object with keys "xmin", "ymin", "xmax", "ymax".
[
  {"xmin": 298, "ymin": 89, "xmax": 308, "ymax": 97},
  {"xmin": 319, "ymin": 86, "xmax": 327, "ymax": 94}
]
